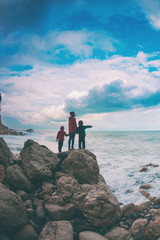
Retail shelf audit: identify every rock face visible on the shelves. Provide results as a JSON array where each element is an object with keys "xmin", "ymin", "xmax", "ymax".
[
  {"xmin": 60, "ymin": 149, "xmax": 99, "ymax": 184},
  {"xmin": 20, "ymin": 140, "xmax": 60, "ymax": 182},
  {"xmin": 0, "ymin": 137, "xmax": 12, "ymax": 166},
  {"xmin": 0, "ymin": 183, "xmax": 28, "ymax": 230}
]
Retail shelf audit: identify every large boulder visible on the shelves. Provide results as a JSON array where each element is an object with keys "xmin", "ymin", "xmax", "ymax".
[
  {"xmin": 0, "ymin": 137, "xmax": 12, "ymax": 166},
  {"xmin": 53, "ymin": 173, "xmax": 121, "ymax": 229},
  {"xmin": 60, "ymin": 149, "xmax": 99, "ymax": 184},
  {"xmin": 144, "ymin": 218, "xmax": 160, "ymax": 240},
  {"xmin": 20, "ymin": 140, "xmax": 60, "ymax": 182},
  {"xmin": 0, "ymin": 183, "xmax": 28, "ymax": 230},
  {"xmin": 74, "ymin": 182, "xmax": 122, "ymax": 228},
  {"xmin": 39, "ymin": 221, "xmax": 73, "ymax": 240},
  {"xmin": 7, "ymin": 164, "xmax": 33, "ymax": 192},
  {"xmin": 129, "ymin": 218, "xmax": 148, "ymax": 240}
]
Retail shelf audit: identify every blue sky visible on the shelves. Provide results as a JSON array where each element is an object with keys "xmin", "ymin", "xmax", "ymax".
[{"xmin": 1, "ymin": 0, "xmax": 160, "ymax": 130}]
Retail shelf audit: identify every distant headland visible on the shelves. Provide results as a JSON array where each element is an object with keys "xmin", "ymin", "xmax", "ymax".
[{"xmin": 0, "ymin": 93, "xmax": 23, "ymax": 135}]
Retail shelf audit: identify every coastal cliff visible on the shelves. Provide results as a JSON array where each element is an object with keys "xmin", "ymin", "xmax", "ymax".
[{"xmin": 0, "ymin": 137, "xmax": 160, "ymax": 240}]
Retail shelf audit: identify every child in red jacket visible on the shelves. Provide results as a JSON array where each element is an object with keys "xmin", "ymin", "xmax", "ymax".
[
  {"xmin": 56, "ymin": 126, "xmax": 69, "ymax": 152},
  {"xmin": 68, "ymin": 111, "xmax": 77, "ymax": 150}
]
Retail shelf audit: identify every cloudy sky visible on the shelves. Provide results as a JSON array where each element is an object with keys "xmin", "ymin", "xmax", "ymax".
[{"xmin": 1, "ymin": 0, "xmax": 160, "ymax": 130}]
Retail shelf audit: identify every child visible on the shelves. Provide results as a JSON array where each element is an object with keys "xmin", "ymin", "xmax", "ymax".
[
  {"xmin": 56, "ymin": 126, "xmax": 69, "ymax": 152},
  {"xmin": 76, "ymin": 120, "xmax": 92, "ymax": 149},
  {"xmin": 68, "ymin": 111, "xmax": 77, "ymax": 150}
]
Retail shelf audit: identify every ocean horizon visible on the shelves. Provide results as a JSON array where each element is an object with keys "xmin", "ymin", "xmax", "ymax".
[{"xmin": 2, "ymin": 129, "xmax": 160, "ymax": 206}]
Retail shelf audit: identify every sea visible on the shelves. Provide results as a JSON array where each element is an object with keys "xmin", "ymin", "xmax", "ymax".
[{"xmin": 2, "ymin": 130, "xmax": 160, "ymax": 206}]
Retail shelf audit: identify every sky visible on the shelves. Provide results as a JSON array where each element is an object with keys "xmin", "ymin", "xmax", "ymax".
[{"xmin": 1, "ymin": 0, "xmax": 160, "ymax": 131}]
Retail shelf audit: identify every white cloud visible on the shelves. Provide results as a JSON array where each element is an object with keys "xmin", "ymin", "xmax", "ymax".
[
  {"xmin": 137, "ymin": 0, "xmax": 160, "ymax": 30},
  {"xmin": 1, "ymin": 51, "xmax": 160, "ymax": 129}
]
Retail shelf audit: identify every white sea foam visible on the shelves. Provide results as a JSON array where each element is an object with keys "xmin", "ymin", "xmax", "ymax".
[{"xmin": 2, "ymin": 130, "xmax": 160, "ymax": 205}]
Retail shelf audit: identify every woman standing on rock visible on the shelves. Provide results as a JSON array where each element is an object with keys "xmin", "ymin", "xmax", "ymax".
[{"xmin": 68, "ymin": 111, "xmax": 77, "ymax": 150}]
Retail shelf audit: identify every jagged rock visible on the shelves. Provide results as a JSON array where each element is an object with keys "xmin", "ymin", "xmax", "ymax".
[
  {"xmin": 60, "ymin": 149, "xmax": 99, "ymax": 184},
  {"xmin": 0, "ymin": 164, "xmax": 5, "ymax": 182},
  {"xmin": 129, "ymin": 218, "xmax": 148, "ymax": 240},
  {"xmin": 104, "ymin": 227, "xmax": 134, "ymax": 240},
  {"xmin": 39, "ymin": 220, "xmax": 73, "ymax": 240},
  {"xmin": 74, "ymin": 182, "xmax": 121, "ymax": 228},
  {"xmin": 0, "ymin": 137, "xmax": 12, "ymax": 166},
  {"xmin": 44, "ymin": 203, "xmax": 76, "ymax": 221},
  {"xmin": 7, "ymin": 165, "xmax": 33, "ymax": 192},
  {"xmin": 53, "ymin": 171, "xmax": 121, "ymax": 229},
  {"xmin": 144, "ymin": 217, "xmax": 160, "ymax": 240},
  {"xmin": 14, "ymin": 224, "xmax": 38, "ymax": 240},
  {"xmin": 55, "ymin": 173, "xmax": 81, "ymax": 202},
  {"xmin": 0, "ymin": 183, "xmax": 28, "ymax": 230},
  {"xmin": 20, "ymin": 140, "xmax": 60, "ymax": 182},
  {"xmin": 79, "ymin": 231, "xmax": 108, "ymax": 240}
]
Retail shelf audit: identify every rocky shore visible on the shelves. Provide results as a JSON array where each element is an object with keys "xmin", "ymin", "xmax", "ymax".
[
  {"xmin": 0, "ymin": 121, "xmax": 23, "ymax": 135},
  {"xmin": 0, "ymin": 137, "xmax": 160, "ymax": 240}
]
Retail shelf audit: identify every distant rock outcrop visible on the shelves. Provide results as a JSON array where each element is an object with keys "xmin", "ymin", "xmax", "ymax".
[{"xmin": 0, "ymin": 121, "xmax": 23, "ymax": 135}]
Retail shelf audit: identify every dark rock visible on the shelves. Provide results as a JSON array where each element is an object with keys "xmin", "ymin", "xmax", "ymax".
[
  {"xmin": 0, "ymin": 138, "xmax": 12, "ymax": 166},
  {"xmin": 26, "ymin": 129, "xmax": 34, "ymax": 133},
  {"xmin": 14, "ymin": 224, "xmax": 38, "ymax": 240},
  {"xmin": 0, "ymin": 183, "xmax": 28, "ymax": 231},
  {"xmin": 7, "ymin": 164, "xmax": 33, "ymax": 192},
  {"xmin": 0, "ymin": 233, "xmax": 10, "ymax": 240},
  {"xmin": 0, "ymin": 122, "xmax": 23, "ymax": 135},
  {"xmin": 60, "ymin": 149, "xmax": 99, "ymax": 184},
  {"xmin": 0, "ymin": 164, "xmax": 5, "ymax": 182},
  {"xmin": 20, "ymin": 140, "xmax": 60, "ymax": 182}
]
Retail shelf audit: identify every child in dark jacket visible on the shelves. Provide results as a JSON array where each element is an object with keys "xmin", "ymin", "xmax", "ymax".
[
  {"xmin": 56, "ymin": 126, "xmax": 69, "ymax": 152},
  {"xmin": 76, "ymin": 120, "xmax": 92, "ymax": 149}
]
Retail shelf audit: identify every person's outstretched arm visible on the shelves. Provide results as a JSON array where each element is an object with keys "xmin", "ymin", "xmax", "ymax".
[{"xmin": 84, "ymin": 125, "xmax": 92, "ymax": 129}]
